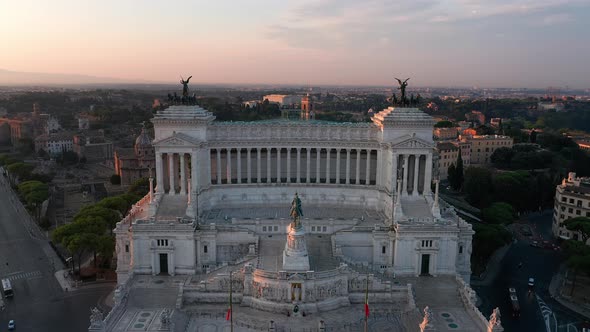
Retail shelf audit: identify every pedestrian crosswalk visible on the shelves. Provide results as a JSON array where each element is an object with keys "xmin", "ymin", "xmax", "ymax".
[{"xmin": 3, "ymin": 270, "xmax": 43, "ymax": 282}]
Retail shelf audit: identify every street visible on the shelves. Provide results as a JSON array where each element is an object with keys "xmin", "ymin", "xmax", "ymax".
[
  {"xmin": 0, "ymin": 170, "xmax": 114, "ymax": 332},
  {"xmin": 474, "ymin": 211, "xmax": 587, "ymax": 332}
]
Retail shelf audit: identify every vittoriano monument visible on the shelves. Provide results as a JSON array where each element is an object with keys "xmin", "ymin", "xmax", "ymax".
[
  {"xmin": 167, "ymin": 75, "xmax": 197, "ymax": 105},
  {"xmin": 283, "ymin": 193, "xmax": 310, "ymax": 271},
  {"xmin": 392, "ymin": 76, "xmax": 421, "ymax": 107}
]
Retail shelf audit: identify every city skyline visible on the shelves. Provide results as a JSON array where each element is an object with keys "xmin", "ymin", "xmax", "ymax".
[{"xmin": 1, "ymin": 0, "xmax": 590, "ymax": 88}]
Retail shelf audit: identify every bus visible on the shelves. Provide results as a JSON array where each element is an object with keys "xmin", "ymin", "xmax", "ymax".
[
  {"xmin": 509, "ymin": 287, "xmax": 520, "ymax": 317},
  {"xmin": 2, "ymin": 279, "xmax": 13, "ymax": 298}
]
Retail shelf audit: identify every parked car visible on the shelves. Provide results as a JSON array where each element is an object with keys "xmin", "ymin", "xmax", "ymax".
[
  {"xmin": 530, "ymin": 241, "xmax": 542, "ymax": 248},
  {"xmin": 528, "ymin": 278, "xmax": 535, "ymax": 293},
  {"xmin": 8, "ymin": 319, "xmax": 15, "ymax": 330}
]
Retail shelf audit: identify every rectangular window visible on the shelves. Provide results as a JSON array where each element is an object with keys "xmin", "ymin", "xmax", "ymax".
[
  {"xmin": 569, "ymin": 198, "xmax": 574, "ymax": 204},
  {"xmin": 274, "ymin": 226, "xmax": 278, "ymax": 231},
  {"xmin": 125, "ymin": 244, "xmax": 129, "ymax": 253},
  {"xmin": 382, "ymin": 246, "xmax": 386, "ymax": 254},
  {"xmin": 561, "ymin": 197, "xmax": 566, "ymax": 202},
  {"xmin": 569, "ymin": 208, "xmax": 573, "ymax": 213},
  {"xmin": 576, "ymin": 210, "xmax": 581, "ymax": 215},
  {"xmin": 459, "ymin": 246, "xmax": 463, "ymax": 254},
  {"xmin": 263, "ymin": 226, "xmax": 267, "ymax": 232},
  {"xmin": 204, "ymin": 245, "xmax": 208, "ymax": 253},
  {"xmin": 322, "ymin": 226, "xmax": 327, "ymax": 232}
]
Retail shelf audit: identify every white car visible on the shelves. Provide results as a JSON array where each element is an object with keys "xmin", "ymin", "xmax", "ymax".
[
  {"xmin": 8, "ymin": 319, "xmax": 15, "ymax": 330},
  {"xmin": 528, "ymin": 278, "xmax": 535, "ymax": 287}
]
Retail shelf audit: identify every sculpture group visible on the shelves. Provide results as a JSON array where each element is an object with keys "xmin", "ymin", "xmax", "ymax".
[
  {"xmin": 166, "ymin": 75, "xmax": 198, "ymax": 105},
  {"xmin": 392, "ymin": 77, "xmax": 421, "ymax": 107},
  {"xmin": 290, "ymin": 193, "xmax": 303, "ymax": 229}
]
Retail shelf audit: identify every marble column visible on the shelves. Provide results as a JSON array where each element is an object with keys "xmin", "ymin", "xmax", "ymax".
[
  {"xmin": 336, "ymin": 149, "xmax": 341, "ymax": 184},
  {"xmin": 191, "ymin": 152, "xmax": 198, "ymax": 193},
  {"xmin": 325, "ymin": 149, "xmax": 331, "ymax": 184},
  {"xmin": 287, "ymin": 149, "xmax": 291, "ymax": 183},
  {"xmin": 257, "ymin": 148, "xmax": 261, "ymax": 183},
  {"xmin": 267, "ymin": 148, "xmax": 272, "ymax": 182},
  {"xmin": 392, "ymin": 152, "xmax": 398, "ymax": 193},
  {"xmin": 402, "ymin": 154, "xmax": 409, "ymax": 195},
  {"xmin": 424, "ymin": 153, "xmax": 432, "ymax": 195},
  {"xmin": 306, "ymin": 148, "xmax": 311, "ymax": 183},
  {"xmin": 365, "ymin": 150, "xmax": 371, "ymax": 185},
  {"xmin": 247, "ymin": 149, "xmax": 252, "ymax": 184},
  {"xmin": 237, "ymin": 149, "xmax": 242, "ymax": 184},
  {"xmin": 413, "ymin": 154, "xmax": 420, "ymax": 196},
  {"xmin": 180, "ymin": 153, "xmax": 186, "ymax": 194},
  {"xmin": 376, "ymin": 149, "xmax": 382, "ymax": 187},
  {"xmin": 156, "ymin": 152, "xmax": 164, "ymax": 193},
  {"xmin": 226, "ymin": 149, "xmax": 232, "ymax": 184},
  {"xmin": 355, "ymin": 150, "xmax": 361, "ymax": 185},
  {"xmin": 296, "ymin": 148, "xmax": 301, "ymax": 183},
  {"xmin": 168, "ymin": 153, "xmax": 175, "ymax": 195},
  {"xmin": 216, "ymin": 149, "xmax": 222, "ymax": 185},
  {"xmin": 345, "ymin": 149, "xmax": 351, "ymax": 185},
  {"xmin": 277, "ymin": 148, "xmax": 282, "ymax": 183},
  {"xmin": 316, "ymin": 149, "xmax": 321, "ymax": 184}
]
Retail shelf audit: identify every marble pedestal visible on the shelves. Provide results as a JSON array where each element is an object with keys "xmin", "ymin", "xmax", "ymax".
[{"xmin": 282, "ymin": 224, "xmax": 310, "ymax": 271}]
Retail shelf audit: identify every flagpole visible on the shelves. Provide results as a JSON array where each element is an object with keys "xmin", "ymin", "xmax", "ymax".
[
  {"xmin": 365, "ymin": 274, "xmax": 369, "ymax": 332},
  {"xmin": 230, "ymin": 270, "xmax": 233, "ymax": 332}
]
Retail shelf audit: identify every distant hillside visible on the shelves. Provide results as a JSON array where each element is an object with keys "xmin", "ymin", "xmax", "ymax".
[{"xmin": 0, "ymin": 68, "xmax": 144, "ymax": 85}]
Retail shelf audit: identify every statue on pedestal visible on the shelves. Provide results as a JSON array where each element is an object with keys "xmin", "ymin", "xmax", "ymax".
[
  {"xmin": 290, "ymin": 193, "xmax": 303, "ymax": 229},
  {"xmin": 395, "ymin": 77, "xmax": 410, "ymax": 106}
]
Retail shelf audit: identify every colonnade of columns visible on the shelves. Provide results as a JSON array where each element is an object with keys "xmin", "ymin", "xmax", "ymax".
[
  {"xmin": 395, "ymin": 153, "xmax": 433, "ymax": 196},
  {"xmin": 210, "ymin": 147, "xmax": 377, "ymax": 186},
  {"xmin": 155, "ymin": 152, "xmax": 195, "ymax": 195},
  {"xmin": 153, "ymin": 148, "xmax": 433, "ymax": 196}
]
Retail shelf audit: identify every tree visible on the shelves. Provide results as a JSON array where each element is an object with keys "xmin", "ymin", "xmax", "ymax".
[
  {"xmin": 482, "ymin": 202, "xmax": 515, "ymax": 224},
  {"xmin": 17, "ymin": 180, "xmax": 49, "ymax": 220},
  {"xmin": 562, "ymin": 240, "xmax": 590, "ymax": 295},
  {"xmin": 455, "ymin": 153, "xmax": 464, "ymax": 190},
  {"xmin": 490, "ymin": 147, "xmax": 514, "ymax": 169},
  {"xmin": 463, "ymin": 167, "xmax": 493, "ymax": 208},
  {"xmin": 471, "ymin": 223, "xmax": 512, "ymax": 273},
  {"xmin": 564, "ymin": 217, "xmax": 590, "ymax": 243},
  {"xmin": 110, "ymin": 174, "xmax": 121, "ymax": 185},
  {"xmin": 97, "ymin": 196, "xmax": 128, "ymax": 216},
  {"xmin": 434, "ymin": 120, "xmax": 455, "ymax": 128},
  {"xmin": 6, "ymin": 162, "xmax": 34, "ymax": 183},
  {"xmin": 447, "ymin": 163, "xmax": 457, "ymax": 188},
  {"xmin": 74, "ymin": 205, "xmax": 119, "ymax": 234}
]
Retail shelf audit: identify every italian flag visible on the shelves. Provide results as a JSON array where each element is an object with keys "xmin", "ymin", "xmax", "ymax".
[
  {"xmin": 225, "ymin": 307, "xmax": 231, "ymax": 321},
  {"xmin": 226, "ymin": 272, "xmax": 233, "ymax": 321},
  {"xmin": 364, "ymin": 277, "xmax": 370, "ymax": 318}
]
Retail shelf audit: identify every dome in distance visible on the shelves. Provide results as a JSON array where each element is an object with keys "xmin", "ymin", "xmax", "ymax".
[{"xmin": 135, "ymin": 128, "xmax": 152, "ymax": 148}]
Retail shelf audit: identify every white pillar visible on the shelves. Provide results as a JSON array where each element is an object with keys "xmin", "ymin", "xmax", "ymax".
[
  {"xmin": 316, "ymin": 149, "xmax": 321, "ymax": 184},
  {"xmin": 267, "ymin": 148, "xmax": 272, "ymax": 182},
  {"xmin": 424, "ymin": 153, "xmax": 432, "ymax": 195},
  {"xmin": 180, "ymin": 153, "xmax": 186, "ymax": 194},
  {"xmin": 336, "ymin": 149, "xmax": 341, "ymax": 184},
  {"xmin": 226, "ymin": 149, "xmax": 232, "ymax": 184},
  {"xmin": 247, "ymin": 149, "xmax": 251, "ymax": 184},
  {"xmin": 306, "ymin": 148, "xmax": 311, "ymax": 183},
  {"xmin": 216, "ymin": 149, "xmax": 222, "ymax": 185},
  {"xmin": 365, "ymin": 150, "xmax": 371, "ymax": 185},
  {"xmin": 156, "ymin": 152, "xmax": 164, "ymax": 193},
  {"xmin": 326, "ymin": 149, "xmax": 331, "ymax": 184},
  {"xmin": 168, "ymin": 153, "xmax": 175, "ymax": 195},
  {"xmin": 376, "ymin": 149, "xmax": 382, "ymax": 187},
  {"xmin": 191, "ymin": 152, "xmax": 198, "ymax": 193},
  {"xmin": 287, "ymin": 149, "xmax": 291, "ymax": 183},
  {"xmin": 296, "ymin": 148, "xmax": 301, "ymax": 183},
  {"xmin": 402, "ymin": 154, "xmax": 409, "ymax": 195},
  {"xmin": 391, "ymin": 152, "xmax": 398, "ymax": 193},
  {"xmin": 257, "ymin": 148, "xmax": 262, "ymax": 183},
  {"xmin": 237, "ymin": 149, "xmax": 242, "ymax": 184},
  {"xmin": 149, "ymin": 176, "xmax": 154, "ymax": 202},
  {"xmin": 413, "ymin": 154, "xmax": 420, "ymax": 196},
  {"xmin": 345, "ymin": 149, "xmax": 351, "ymax": 185},
  {"xmin": 277, "ymin": 148, "xmax": 282, "ymax": 183},
  {"xmin": 355, "ymin": 149, "xmax": 361, "ymax": 185}
]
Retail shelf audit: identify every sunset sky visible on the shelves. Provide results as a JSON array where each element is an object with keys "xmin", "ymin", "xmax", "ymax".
[{"xmin": 1, "ymin": 0, "xmax": 589, "ymax": 87}]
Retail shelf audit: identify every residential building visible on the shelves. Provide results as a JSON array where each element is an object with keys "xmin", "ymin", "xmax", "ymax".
[
  {"xmin": 433, "ymin": 127, "xmax": 458, "ymax": 140},
  {"xmin": 34, "ymin": 132, "xmax": 74, "ymax": 157},
  {"xmin": 461, "ymin": 135, "xmax": 513, "ymax": 165},
  {"xmin": 552, "ymin": 172, "xmax": 590, "ymax": 243},
  {"xmin": 73, "ymin": 130, "xmax": 113, "ymax": 162},
  {"xmin": 436, "ymin": 142, "xmax": 459, "ymax": 180}
]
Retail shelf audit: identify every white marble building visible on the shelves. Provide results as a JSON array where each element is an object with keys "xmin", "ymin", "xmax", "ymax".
[{"xmin": 115, "ymin": 103, "xmax": 474, "ymax": 289}]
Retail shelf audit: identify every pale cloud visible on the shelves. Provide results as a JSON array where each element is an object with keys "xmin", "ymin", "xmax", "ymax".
[{"xmin": 540, "ymin": 13, "xmax": 573, "ymax": 25}]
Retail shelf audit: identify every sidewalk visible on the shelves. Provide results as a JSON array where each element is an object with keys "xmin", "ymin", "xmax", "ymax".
[{"xmin": 549, "ymin": 264, "xmax": 590, "ymax": 320}]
